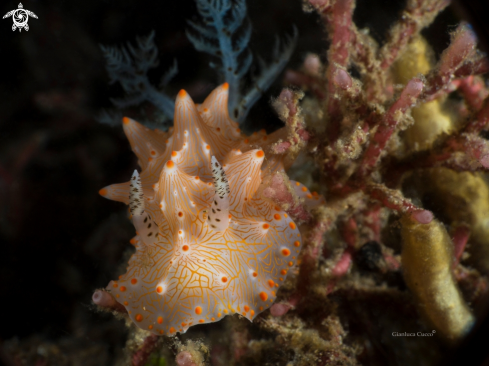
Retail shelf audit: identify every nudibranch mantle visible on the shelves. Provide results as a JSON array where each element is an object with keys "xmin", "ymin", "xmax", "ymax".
[{"xmin": 100, "ymin": 84, "xmax": 309, "ymax": 336}]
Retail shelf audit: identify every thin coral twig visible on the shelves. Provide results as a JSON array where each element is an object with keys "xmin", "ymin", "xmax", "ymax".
[
  {"xmin": 379, "ymin": 0, "xmax": 449, "ymax": 71},
  {"xmin": 464, "ymin": 96, "xmax": 489, "ymax": 133},
  {"xmin": 325, "ymin": 0, "xmax": 354, "ymax": 141},
  {"xmin": 366, "ymin": 184, "xmax": 433, "ymax": 223},
  {"xmin": 262, "ymin": 172, "xmax": 312, "ymax": 223},
  {"xmin": 361, "ymin": 206, "xmax": 382, "ymax": 242},
  {"xmin": 452, "ymin": 225, "xmax": 470, "ymax": 267},
  {"xmin": 270, "ymin": 89, "xmax": 310, "ymax": 155},
  {"xmin": 297, "ymin": 218, "xmax": 332, "ymax": 287},
  {"xmin": 283, "ymin": 69, "xmax": 326, "ymax": 100},
  {"xmin": 454, "ymin": 76, "xmax": 489, "ymax": 112},
  {"xmin": 132, "ymin": 335, "xmax": 159, "ymax": 366},
  {"xmin": 358, "ymin": 78, "xmax": 424, "ymax": 177},
  {"xmin": 92, "ymin": 289, "xmax": 127, "ymax": 314},
  {"xmin": 422, "ymin": 24, "xmax": 478, "ymax": 100}
]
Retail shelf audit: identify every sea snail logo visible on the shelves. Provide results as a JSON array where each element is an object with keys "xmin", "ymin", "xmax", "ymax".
[{"xmin": 3, "ymin": 3, "xmax": 37, "ymax": 32}]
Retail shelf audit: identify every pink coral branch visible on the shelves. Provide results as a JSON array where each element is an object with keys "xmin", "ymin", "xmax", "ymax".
[
  {"xmin": 270, "ymin": 303, "xmax": 292, "ymax": 317},
  {"xmin": 452, "ymin": 225, "xmax": 470, "ymax": 267},
  {"xmin": 296, "ymin": 218, "xmax": 332, "ymax": 293},
  {"xmin": 367, "ymin": 184, "xmax": 433, "ymax": 223},
  {"xmin": 379, "ymin": 0, "xmax": 449, "ymax": 71},
  {"xmin": 423, "ymin": 24, "xmax": 478, "ymax": 100},
  {"xmin": 325, "ymin": 0, "xmax": 354, "ymax": 140},
  {"xmin": 341, "ymin": 217, "xmax": 358, "ymax": 248},
  {"xmin": 283, "ymin": 69, "xmax": 326, "ymax": 100},
  {"xmin": 270, "ymin": 89, "xmax": 310, "ymax": 156},
  {"xmin": 358, "ymin": 77, "xmax": 424, "ymax": 177},
  {"xmin": 464, "ymin": 96, "xmax": 489, "ymax": 133},
  {"xmin": 361, "ymin": 206, "xmax": 382, "ymax": 242},
  {"xmin": 454, "ymin": 76, "xmax": 489, "ymax": 112},
  {"xmin": 386, "ymin": 130, "xmax": 489, "ymax": 184},
  {"xmin": 132, "ymin": 335, "xmax": 159, "ymax": 366},
  {"xmin": 279, "ymin": 217, "xmax": 334, "ymax": 314},
  {"xmin": 422, "ymin": 133, "xmax": 489, "ymax": 171},
  {"xmin": 176, "ymin": 351, "xmax": 198, "ymax": 366},
  {"xmin": 331, "ymin": 249, "xmax": 353, "ymax": 277},
  {"xmin": 262, "ymin": 172, "xmax": 312, "ymax": 223},
  {"xmin": 453, "ymin": 56, "xmax": 489, "ymax": 78},
  {"xmin": 92, "ymin": 289, "xmax": 127, "ymax": 314}
]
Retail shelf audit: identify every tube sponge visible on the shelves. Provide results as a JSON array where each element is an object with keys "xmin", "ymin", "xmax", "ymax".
[
  {"xmin": 408, "ymin": 168, "xmax": 489, "ymax": 275},
  {"xmin": 400, "ymin": 214, "xmax": 474, "ymax": 343}
]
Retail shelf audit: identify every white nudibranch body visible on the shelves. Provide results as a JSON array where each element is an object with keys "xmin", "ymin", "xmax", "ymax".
[{"xmin": 98, "ymin": 84, "xmax": 317, "ymax": 336}]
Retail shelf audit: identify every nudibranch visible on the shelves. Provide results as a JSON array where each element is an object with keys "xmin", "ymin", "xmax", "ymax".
[{"xmin": 99, "ymin": 83, "xmax": 315, "ymax": 336}]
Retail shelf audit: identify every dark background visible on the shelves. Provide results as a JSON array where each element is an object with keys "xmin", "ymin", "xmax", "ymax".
[{"xmin": 0, "ymin": 0, "xmax": 484, "ymax": 364}]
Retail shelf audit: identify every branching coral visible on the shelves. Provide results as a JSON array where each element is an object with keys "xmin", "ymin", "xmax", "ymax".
[{"xmin": 277, "ymin": 0, "xmax": 489, "ymax": 346}]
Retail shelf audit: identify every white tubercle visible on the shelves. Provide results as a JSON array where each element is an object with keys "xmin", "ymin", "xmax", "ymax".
[
  {"xmin": 208, "ymin": 156, "xmax": 230, "ymax": 232},
  {"xmin": 129, "ymin": 170, "xmax": 158, "ymax": 245}
]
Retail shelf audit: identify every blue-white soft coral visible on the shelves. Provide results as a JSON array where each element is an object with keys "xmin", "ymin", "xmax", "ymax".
[
  {"xmin": 186, "ymin": 0, "xmax": 298, "ymax": 122},
  {"xmin": 99, "ymin": 0, "xmax": 297, "ymax": 128},
  {"xmin": 99, "ymin": 31, "xmax": 177, "ymax": 129}
]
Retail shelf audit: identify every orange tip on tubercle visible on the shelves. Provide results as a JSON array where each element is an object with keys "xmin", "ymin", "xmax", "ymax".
[
  {"xmin": 178, "ymin": 89, "xmax": 187, "ymax": 98},
  {"xmin": 99, "ymin": 188, "xmax": 108, "ymax": 196},
  {"xmin": 222, "ymin": 82, "xmax": 229, "ymax": 90},
  {"xmin": 122, "ymin": 117, "xmax": 130, "ymax": 125}
]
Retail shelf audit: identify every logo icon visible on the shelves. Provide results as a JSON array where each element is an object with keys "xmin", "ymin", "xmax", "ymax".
[{"xmin": 3, "ymin": 3, "xmax": 37, "ymax": 32}]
